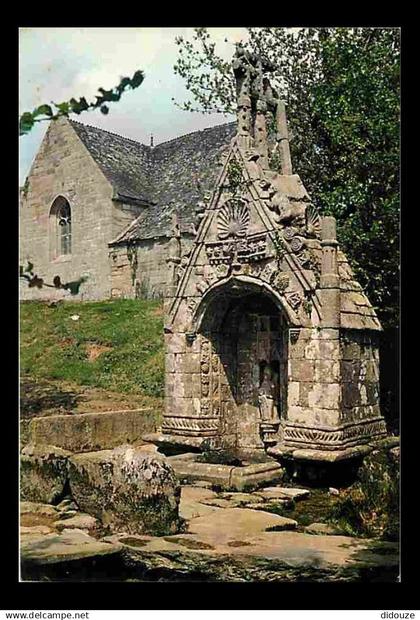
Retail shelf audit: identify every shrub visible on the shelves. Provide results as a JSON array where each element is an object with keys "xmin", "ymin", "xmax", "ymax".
[{"xmin": 328, "ymin": 447, "xmax": 399, "ymax": 541}]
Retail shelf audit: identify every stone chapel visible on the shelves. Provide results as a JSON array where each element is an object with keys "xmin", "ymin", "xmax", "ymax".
[{"xmin": 19, "ymin": 114, "xmax": 236, "ymax": 301}]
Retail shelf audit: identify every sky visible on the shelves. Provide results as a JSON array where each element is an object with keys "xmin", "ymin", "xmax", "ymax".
[{"xmin": 19, "ymin": 27, "xmax": 250, "ymax": 185}]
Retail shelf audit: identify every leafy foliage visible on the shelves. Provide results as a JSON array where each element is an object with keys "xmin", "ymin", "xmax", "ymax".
[
  {"xmin": 174, "ymin": 28, "xmax": 400, "ymax": 327},
  {"xmin": 19, "ymin": 261, "xmax": 88, "ymax": 295},
  {"xmin": 328, "ymin": 447, "xmax": 399, "ymax": 541},
  {"xmin": 19, "ymin": 70, "xmax": 144, "ymax": 136}
]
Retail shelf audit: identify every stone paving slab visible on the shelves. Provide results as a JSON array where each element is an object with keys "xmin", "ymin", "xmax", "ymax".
[
  {"xmin": 260, "ymin": 487, "xmax": 310, "ymax": 501},
  {"xmin": 187, "ymin": 507, "xmax": 298, "ymax": 545},
  {"xmin": 19, "ymin": 497, "xmax": 398, "ymax": 580},
  {"xmin": 107, "ymin": 529, "xmax": 398, "ymax": 572},
  {"xmin": 179, "ymin": 485, "xmax": 221, "ymax": 520},
  {"xmin": 53, "ymin": 514, "xmax": 98, "ymax": 532},
  {"xmin": 20, "ymin": 502, "xmax": 59, "ymax": 517},
  {"xmin": 20, "ymin": 529, "xmax": 122, "ymax": 565},
  {"xmin": 219, "ymin": 492, "xmax": 265, "ymax": 504},
  {"xmin": 305, "ymin": 522, "xmax": 341, "ymax": 536}
]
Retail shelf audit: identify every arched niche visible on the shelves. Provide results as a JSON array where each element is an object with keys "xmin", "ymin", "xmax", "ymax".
[
  {"xmin": 49, "ymin": 195, "xmax": 72, "ymax": 260},
  {"xmin": 190, "ymin": 274, "xmax": 300, "ymax": 335},
  {"xmin": 190, "ymin": 276, "xmax": 292, "ymax": 450}
]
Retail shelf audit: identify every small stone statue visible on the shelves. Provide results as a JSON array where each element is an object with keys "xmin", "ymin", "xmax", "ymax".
[{"xmin": 258, "ymin": 365, "xmax": 280, "ymax": 423}]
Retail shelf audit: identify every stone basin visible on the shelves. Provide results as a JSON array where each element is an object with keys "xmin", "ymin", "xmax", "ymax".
[{"xmin": 167, "ymin": 453, "xmax": 284, "ymax": 491}]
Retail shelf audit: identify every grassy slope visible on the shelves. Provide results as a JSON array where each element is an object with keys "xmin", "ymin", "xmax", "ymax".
[{"xmin": 20, "ymin": 299, "xmax": 165, "ymax": 405}]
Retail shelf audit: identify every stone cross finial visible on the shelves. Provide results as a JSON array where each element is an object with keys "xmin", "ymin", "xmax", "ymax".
[{"xmin": 232, "ymin": 47, "xmax": 293, "ymax": 174}]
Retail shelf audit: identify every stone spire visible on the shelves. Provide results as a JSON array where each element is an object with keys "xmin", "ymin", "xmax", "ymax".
[{"xmin": 232, "ymin": 45, "xmax": 293, "ymax": 175}]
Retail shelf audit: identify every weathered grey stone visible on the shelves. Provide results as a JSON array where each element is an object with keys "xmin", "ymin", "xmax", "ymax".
[
  {"xmin": 188, "ymin": 508, "xmax": 297, "ymax": 544},
  {"xmin": 20, "ymin": 501, "xmax": 59, "ymax": 517},
  {"xmin": 305, "ymin": 522, "xmax": 341, "ymax": 536},
  {"xmin": 20, "ymin": 528, "xmax": 122, "ymax": 565},
  {"xmin": 262, "ymin": 486, "xmax": 310, "ymax": 501},
  {"xmin": 54, "ymin": 514, "xmax": 98, "ymax": 532},
  {"xmin": 29, "ymin": 409, "xmax": 156, "ymax": 453},
  {"xmin": 68, "ymin": 445, "xmax": 181, "ymax": 535},
  {"xmin": 104, "ymin": 529, "xmax": 398, "ymax": 582},
  {"xmin": 21, "ymin": 525, "xmax": 53, "ymax": 536},
  {"xmin": 20, "ymin": 444, "xmax": 70, "ymax": 504},
  {"xmin": 177, "ymin": 484, "xmax": 222, "ymax": 519}
]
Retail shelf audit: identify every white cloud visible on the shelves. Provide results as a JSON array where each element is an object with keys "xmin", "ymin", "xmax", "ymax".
[{"xmin": 19, "ymin": 27, "xmax": 247, "ymax": 183}]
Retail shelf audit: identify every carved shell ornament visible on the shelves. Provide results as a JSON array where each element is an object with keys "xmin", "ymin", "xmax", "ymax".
[
  {"xmin": 306, "ymin": 204, "xmax": 321, "ymax": 238},
  {"xmin": 217, "ymin": 200, "xmax": 250, "ymax": 240}
]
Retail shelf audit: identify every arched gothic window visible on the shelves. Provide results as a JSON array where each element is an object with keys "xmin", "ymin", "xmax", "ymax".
[{"xmin": 50, "ymin": 196, "xmax": 72, "ymax": 258}]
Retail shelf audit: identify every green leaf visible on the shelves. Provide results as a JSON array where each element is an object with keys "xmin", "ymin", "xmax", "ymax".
[
  {"xmin": 33, "ymin": 104, "xmax": 53, "ymax": 117},
  {"xmin": 19, "ymin": 112, "xmax": 34, "ymax": 135},
  {"xmin": 130, "ymin": 70, "xmax": 144, "ymax": 89}
]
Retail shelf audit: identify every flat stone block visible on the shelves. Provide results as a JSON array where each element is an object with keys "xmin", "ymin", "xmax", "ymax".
[
  {"xmin": 54, "ymin": 513, "xmax": 98, "ymax": 532},
  {"xmin": 289, "ymin": 360, "xmax": 315, "ymax": 382},
  {"xmin": 20, "ymin": 529, "xmax": 122, "ymax": 566},
  {"xmin": 314, "ymin": 360, "xmax": 340, "ymax": 383},
  {"xmin": 29, "ymin": 409, "xmax": 156, "ymax": 453},
  {"xmin": 142, "ymin": 433, "xmax": 207, "ymax": 451},
  {"xmin": 188, "ymin": 507, "xmax": 297, "ymax": 544},
  {"xmin": 307, "ymin": 384, "xmax": 340, "ymax": 410},
  {"xmin": 305, "ymin": 522, "xmax": 341, "ymax": 536},
  {"xmin": 305, "ymin": 340, "xmax": 340, "ymax": 360},
  {"xmin": 263, "ymin": 487, "xmax": 310, "ymax": 501},
  {"xmin": 170, "ymin": 457, "xmax": 284, "ymax": 492}
]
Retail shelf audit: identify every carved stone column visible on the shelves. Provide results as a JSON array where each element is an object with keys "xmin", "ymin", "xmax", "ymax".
[
  {"xmin": 255, "ymin": 98, "xmax": 269, "ymax": 169},
  {"xmin": 275, "ymin": 100, "xmax": 293, "ymax": 176},
  {"xmin": 320, "ymin": 216, "xmax": 340, "ymax": 329}
]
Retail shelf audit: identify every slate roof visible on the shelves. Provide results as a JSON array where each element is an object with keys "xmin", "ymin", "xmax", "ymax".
[
  {"xmin": 70, "ymin": 120, "xmax": 154, "ymax": 204},
  {"xmin": 70, "ymin": 119, "xmax": 236, "ymax": 239},
  {"xmin": 70, "ymin": 118, "xmax": 380, "ymax": 330},
  {"xmin": 337, "ymin": 250, "xmax": 382, "ymax": 330}
]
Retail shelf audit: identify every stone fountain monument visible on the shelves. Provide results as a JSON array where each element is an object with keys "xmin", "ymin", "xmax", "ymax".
[{"xmin": 147, "ymin": 46, "xmax": 388, "ymax": 473}]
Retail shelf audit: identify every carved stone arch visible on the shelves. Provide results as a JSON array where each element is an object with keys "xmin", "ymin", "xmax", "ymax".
[{"xmin": 190, "ymin": 274, "xmax": 301, "ymax": 335}]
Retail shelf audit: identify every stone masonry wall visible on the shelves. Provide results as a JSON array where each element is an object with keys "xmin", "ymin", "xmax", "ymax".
[
  {"xmin": 110, "ymin": 236, "xmax": 195, "ymax": 299},
  {"xmin": 340, "ymin": 330, "xmax": 381, "ymax": 425},
  {"xmin": 287, "ymin": 327, "xmax": 341, "ymax": 430},
  {"xmin": 20, "ymin": 117, "xmax": 115, "ymax": 301}
]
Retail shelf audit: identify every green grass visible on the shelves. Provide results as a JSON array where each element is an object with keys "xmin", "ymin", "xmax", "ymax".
[{"xmin": 20, "ymin": 299, "xmax": 165, "ymax": 397}]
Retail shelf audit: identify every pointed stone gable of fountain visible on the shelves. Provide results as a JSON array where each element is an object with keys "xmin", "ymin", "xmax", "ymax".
[
  {"xmin": 165, "ymin": 132, "xmax": 381, "ymax": 335},
  {"xmin": 165, "ymin": 137, "xmax": 320, "ymax": 331},
  {"xmin": 165, "ymin": 41, "xmax": 381, "ymax": 335}
]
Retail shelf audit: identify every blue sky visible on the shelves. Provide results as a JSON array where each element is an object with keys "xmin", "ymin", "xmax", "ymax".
[{"xmin": 19, "ymin": 27, "xmax": 249, "ymax": 184}]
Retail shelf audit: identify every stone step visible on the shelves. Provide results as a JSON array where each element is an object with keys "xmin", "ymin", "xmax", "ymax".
[{"xmin": 170, "ymin": 457, "xmax": 284, "ymax": 491}]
